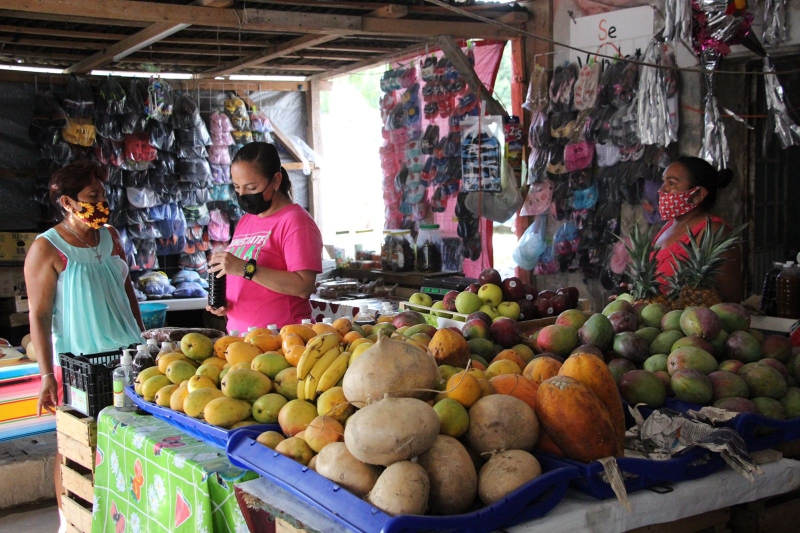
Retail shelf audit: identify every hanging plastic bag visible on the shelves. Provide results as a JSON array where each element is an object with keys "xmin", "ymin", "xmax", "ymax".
[
  {"xmin": 574, "ymin": 61, "xmax": 600, "ymax": 111},
  {"xmin": 250, "ymin": 109, "xmax": 272, "ymax": 133},
  {"xmin": 149, "ymin": 120, "xmax": 175, "ymax": 152},
  {"xmin": 173, "ymin": 93, "xmax": 202, "ymax": 130},
  {"xmin": 513, "ymin": 214, "xmax": 548, "ymax": 270},
  {"xmin": 522, "ymin": 65, "xmax": 549, "ymax": 112},
  {"xmin": 520, "ymin": 178, "xmax": 554, "ymax": 216},
  {"xmin": 460, "ymin": 114, "xmax": 504, "ymax": 192},
  {"xmin": 145, "ymin": 78, "xmax": 174, "ymax": 123},
  {"xmin": 464, "ymin": 157, "xmax": 523, "ymax": 223},
  {"xmin": 97, "ymin": 77, "xmax": 127, "ymax": 116},
  {"xmin": 534, "ymin": 237, "xmax": 560, "ymax": 275},
  {"xmin": 62, "ymin": 117, "xmax": 96, "ymax": 147},
  {"xmin": 64, "ymin": 76, "xmax": 95, "ymax": 118}
]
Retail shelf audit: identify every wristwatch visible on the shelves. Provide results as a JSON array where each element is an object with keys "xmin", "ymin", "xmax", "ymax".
[{"xmin": 243, "ymin": 259, "xmax": 257, "ymax": 280}]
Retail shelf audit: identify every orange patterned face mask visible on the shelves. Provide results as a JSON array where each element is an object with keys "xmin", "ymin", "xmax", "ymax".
[{"xmin": 73, "ymin": 201, "xmax": 110, "ymax": 229}]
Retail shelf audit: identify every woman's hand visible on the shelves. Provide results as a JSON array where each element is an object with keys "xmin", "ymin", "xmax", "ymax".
[
  {"xmin": 208, "ymin": 252, "xmax": 245, "ymax": 279},
  {"xmin": 206, "ymin": 305, "xmax": 228, "ymax": 317},
  {"xmin": 38, "ymin": 374, "xmax": 59, "ymax": 416}
]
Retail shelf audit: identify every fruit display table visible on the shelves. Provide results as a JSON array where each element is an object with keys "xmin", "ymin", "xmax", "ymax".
[
  {"xmin": 232, "ymin": 458, "xmax": 800, "ymax": 533},
  {"xmin": 92, "ymin": 407, "xmax": 256, "ymax": 533},
  {"xmin": 309, "ymin": 296, "xmax": 388, "ymax": 322}
]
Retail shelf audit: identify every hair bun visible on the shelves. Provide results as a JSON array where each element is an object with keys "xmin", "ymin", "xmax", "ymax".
[{"xmin": 717, "ymin": 168, "xmax": 734, "ymax": 189}]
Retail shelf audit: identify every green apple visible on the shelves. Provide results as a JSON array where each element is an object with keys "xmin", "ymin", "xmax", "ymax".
[
  {"xmin": 409, "ymin": 292, "xmax": 433, "ymax": 308},
  {"xmin": 455, "ymin": 291, "xmax": 483, "ymax": 315},
  {"xmin": 431, "ymin": 301, "xmax": 452, "ymax": 318},
  {"xmin": 497, "ymin": 301, "xmax": 521, "ymax": 321},
  {"xmin": 479, "ymin": 304, "xmax": 499, "ymax": 320},
  {"xmin": 477, "ymin": 283, "xmax": 503, "ymax": 307}
]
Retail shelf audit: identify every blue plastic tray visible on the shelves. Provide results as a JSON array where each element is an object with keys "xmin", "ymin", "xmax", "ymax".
[
  {"xmin": 227, "ymin": 427, "xmax": 580, "ymax": 533},
  {"xmin": 655, "ymin": 397, "xmax": 800, "ymax": 453},
  {"xmin": 534, "ymin": 446, "xmax": 725, "ymax": 500},
  {"xmin": 125, "ymin": 386, "xmax": 277, "ymax": 450}
]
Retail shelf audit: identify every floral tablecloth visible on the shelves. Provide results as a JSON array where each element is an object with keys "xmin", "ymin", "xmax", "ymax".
[{"xmin": 92, "ymin": 407, "xmax": 256, "ymax": 533}]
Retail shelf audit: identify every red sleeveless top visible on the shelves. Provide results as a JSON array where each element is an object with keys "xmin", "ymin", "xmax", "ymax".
[{"xmin": 651, "ymin": 215, "xmax": 728, "ymax": 288}]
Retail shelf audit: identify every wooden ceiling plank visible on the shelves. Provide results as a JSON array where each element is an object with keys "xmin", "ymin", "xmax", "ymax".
[
  {"xmin": 368, "ymin": 5, "xmax": 407, "ymax": 19},
  {"xmin": 436, "ymin": 35, "xmax": 505, "ymax": 116},
  {"xmin": 1, "ymin": 0, "xmax": 363, "ymax": 34},
  {"xmin": 66, "ymin": 22, "xmax": 190, "ymax": 74},
  {"xmin": 199, "ymin": 34, "xmax": 340, "ymax": 78},
  {"xmin": 0, "ymin": 36, "xmax": 103, "ymax": 50},
  {"xmin": 64, "ymin": 0, "xmax": 239, "ymax": 74},
  {"xmin": 0, "ymin": 24, "xmax": 125, "ymax": 40},
  {"xmin": 1, "ymin": 0, "xmax": 516, "ymax": 39},
  {"xmin": 309, "ymin": 41, "xmax": 432, "ymax": 81},
  {"xmin": 0, "ymin": 10, "xmax": 150, "ymax": 27}
]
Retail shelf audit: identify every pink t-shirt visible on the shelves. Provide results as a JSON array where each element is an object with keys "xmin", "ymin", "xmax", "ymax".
[{"xmin": 226, "ymin": 204, "xmax": 322, "ymax": 330}]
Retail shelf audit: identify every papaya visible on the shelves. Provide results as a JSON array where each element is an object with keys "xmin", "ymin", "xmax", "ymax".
[
  {"xmin": 558, "ymin": 352, "xmax": 626, "ymax": 455},
  {"xmin": 534, "ymin": 430, "xmax": 563, "ymax": 457},
  {"xmin": 535, "ymin": 376, "xmax": 620, "ymax": 462}
]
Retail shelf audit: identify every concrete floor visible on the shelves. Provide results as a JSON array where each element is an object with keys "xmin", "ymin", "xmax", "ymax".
[{"xmin": 0, "ymin": 501, "xmax": 60, "ymax": 533}]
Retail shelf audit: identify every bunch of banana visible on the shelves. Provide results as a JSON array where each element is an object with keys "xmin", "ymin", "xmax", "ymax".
[
  {"xmin": 297, "ymin": 349, "xmax": 350, "ymax": 401},
  {"xmin": 297, "ymin": 333, "xmax": 340, "ymax": 379}
]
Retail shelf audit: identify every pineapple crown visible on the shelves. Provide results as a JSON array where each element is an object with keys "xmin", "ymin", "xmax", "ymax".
[
  {"xmin": 615, "ymin": 223, "xmax": 663, "ymax": 300},
  {"xmin": 663, "ymin": 218, "xmax": 747, "ymax": 299}
]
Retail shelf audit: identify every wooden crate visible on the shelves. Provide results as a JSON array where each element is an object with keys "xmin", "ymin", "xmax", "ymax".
[
  {"xmin": 627, "ymin": 507, "xmax": 730, "ymax": 533},
  {"xmin": 56, "ymin": 406, "xmax": 97, "ymax": 533},
  {"xmin": 730, "ymin": 487, "xmax": 800, "ymax": 533}
]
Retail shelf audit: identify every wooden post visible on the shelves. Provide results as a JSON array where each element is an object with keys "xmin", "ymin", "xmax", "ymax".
[
  {"xmin": 306, "ymin": 80, "xmax": 325, "ymax": 224},
  {"xmin": 514, "ymin": 0, "xmax": 553, "ymax": 289}
]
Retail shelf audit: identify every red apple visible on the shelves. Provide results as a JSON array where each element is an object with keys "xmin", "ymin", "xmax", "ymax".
[
  {"xmin": 549, "ymin": 294, "xmax": 571, "ymax": 315},
  {"xmin": 479, "ymin": 268, "xmax": 502, "ymax": 287},
  {"xmin": 501, "ymin": 277, "xmax": 525, "ymax": 302},
  {"xmin": 489, "ymin": 317, "xmax": 522, "ymax": 348},
  {"xmin": 464, "ymin": 283, "xmax": 480, "ymax": 294},
  {"xmin": 538, "ymin": 290, "xmax": 556, "ymax": 300},
  {"xmin": 533, "ymin": 297, "xmax": 554, "ymax": 317},
  {"xmin": 522, "ymin": 283, "xmax": 537, "ymax": 300},
  {"xmin": 466, "ymin": 311, "xmax": 493, "ymax": 327},
  {"xmin": 442, "ymin": 290, "xmax": 459, "ymax": 312},
  {"xmin": 517, "ymin": 299, "xmax": 538, "ymax": 321},
  {"xmin": 557, "ymin": 286, "xmax": 580, "ymax": 308}
]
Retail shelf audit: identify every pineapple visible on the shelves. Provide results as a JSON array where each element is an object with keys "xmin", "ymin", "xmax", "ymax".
[
  {"xmin": 663, "ymin": 219, "xmax": 746, "ymax": 309},
  {"xmin": 618, "ymin": 223, "xmax": 671, "ymax": 306}
]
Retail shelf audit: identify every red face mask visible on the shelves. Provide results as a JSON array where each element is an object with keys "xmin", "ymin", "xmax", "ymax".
[{"xmin": 658, "ymin": 187, "xmax": 700, "ymax": 219}]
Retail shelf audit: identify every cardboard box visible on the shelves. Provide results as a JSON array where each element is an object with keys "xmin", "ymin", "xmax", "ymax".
[
  {"xmin": 0, "ymin": 232, "xmax": 37, "ymax": 263},
  {"xmin": 0, "ymin": 267, "xmax": 26, "ymax": 298}
]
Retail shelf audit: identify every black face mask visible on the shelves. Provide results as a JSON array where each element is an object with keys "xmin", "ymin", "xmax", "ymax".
[{"xmin": 237, "ymin": 185, "xmax": 275, "ymax": 215}]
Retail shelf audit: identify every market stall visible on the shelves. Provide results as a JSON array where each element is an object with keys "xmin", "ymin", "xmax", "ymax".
[{"xmin": 3, "ymin": 0, "xmax": 800, "ymax": 532}]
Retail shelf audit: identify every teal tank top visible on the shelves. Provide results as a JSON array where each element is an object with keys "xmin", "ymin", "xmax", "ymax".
[{"xmin": 39, "ymin": 227, "xmax": 142, "ymax": 362}]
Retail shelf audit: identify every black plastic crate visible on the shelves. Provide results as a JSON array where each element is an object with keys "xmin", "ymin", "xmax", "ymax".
[{"xmin": 59, "ymin": 348, "xmax": 128, "ymax": 418}]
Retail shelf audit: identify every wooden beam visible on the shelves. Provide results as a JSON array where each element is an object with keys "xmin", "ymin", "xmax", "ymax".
[
  {"xmin": 64, "ymin": 0, "xmax": 234, "ymax": 74},
  {"xmin": 180, "ymin": 79, "xmax": 308, "ymax": 92},
  {"xmin": 496, "ymin": 11, "xmax": 530, "ymax": 24},
  {"xmin": 0, "ymin": 36, "xmax": 104, "ymax": 50},
  {"xmin": 286, "ymin": 53, "xmax": 362, "ymax": 62},
  {"xmin": 309, "ymin": 41, "xmax": 431, "ymax": 81},
  {"xmin": 436, "ymin": 35, "xmax": 506, "ymax": 116},
  {"xmin": 360, "ymin": 16, "xmax": 518, "ymax": 39},
  {"xmin": 1, "ymin": 0, "xmax": 516, "ymax": 39},
  {"xmin": 309, "ymin": 44, "xmax": 400, "ymax": 54},
  {"xmin": 0, "ymin": 10, "xmax": 150, "ymax": 27},
  {"xmin": 199, "ymin": 34, "xmax": 340, "ymax": 78},
  {"xmin": 66, "ymin": 22, "xmax": 190, "ymax": 74},
  {"xmin": 306, "ymin": 79, "xmax": 323, "ymax": 224},
  {"xmin": 0, "ymin": 25, "xmax": 125, "ymax": 40},
  {"xmin": 368, "ymin": 5, "xmax": 407, "ymax": 19},
  {"xmin": 1, "ymin": 0, "xmax": 362, "ymax": 34}
]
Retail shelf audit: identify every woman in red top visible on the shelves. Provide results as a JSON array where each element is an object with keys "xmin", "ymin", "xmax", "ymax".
[{"xmin": 652, "ymin": 155, "xmax": 742, "ymax": 303}]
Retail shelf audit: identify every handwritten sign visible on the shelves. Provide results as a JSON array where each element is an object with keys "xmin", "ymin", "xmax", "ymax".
[{"xmin": 568, "ymin": 6, "xmax": 655, "ymax": 67}]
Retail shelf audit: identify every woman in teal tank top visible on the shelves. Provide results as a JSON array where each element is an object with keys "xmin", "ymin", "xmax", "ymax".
[{"xmin": 24, "ymin": 161, "xmax": 143, "ymax": 522}]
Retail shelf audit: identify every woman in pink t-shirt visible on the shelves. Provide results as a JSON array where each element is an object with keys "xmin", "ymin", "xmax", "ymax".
[{"xmin": 207, "ymin": 143, "xmax": 322, "ymax": 330}]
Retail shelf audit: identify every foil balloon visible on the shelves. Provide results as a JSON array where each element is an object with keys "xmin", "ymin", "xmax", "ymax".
[
  {"xmin": 698, "ymin": 49, "xmax": 730, "ymax": 170},
  {"xmin": 637, "ymin": 37, "xmax": 679, "ymax": 147},
  {"xmin": 665, "ymin": 0, "xmax": 692, "ymax": 43},
  {"xmin": 692, "ymin": 0, "xmax": 754, "ymax": 56},
  {"xmin": 763, "ymin": 56, "xmax": 800, "ymax": 149},
  {"xmin": 762, "ymin": 0, "xmax": 788, "ymax": 48}
]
